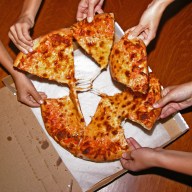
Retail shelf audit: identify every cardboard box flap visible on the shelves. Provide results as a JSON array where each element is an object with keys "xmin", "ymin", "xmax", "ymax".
[{"xmin": 0, "ymin": 85, "xmax": 82, "ymax": 192}]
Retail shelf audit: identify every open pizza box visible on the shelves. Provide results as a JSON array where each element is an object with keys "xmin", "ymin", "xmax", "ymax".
[{"xmin": 0, "ymin": 23, "xmax": 189, "ymax": 192}]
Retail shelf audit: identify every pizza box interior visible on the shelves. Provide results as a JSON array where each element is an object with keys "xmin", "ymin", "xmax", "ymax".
[{"xmin": 0, "ymin": 23, "xmax": 189, "ymax": 192}]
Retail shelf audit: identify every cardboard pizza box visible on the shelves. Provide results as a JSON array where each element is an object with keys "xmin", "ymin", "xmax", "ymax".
[
  {"xmin": 0, "ymin": 83, "xmax": 82, "ymax": 192},
  {"xmin": 0, "ymin": 23, "xmax": 189, "ymax": 192}
]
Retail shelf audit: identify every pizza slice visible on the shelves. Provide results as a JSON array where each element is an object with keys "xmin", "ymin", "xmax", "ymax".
[
  {"xmin": 77, "ymin": 95, "xmax": 130, "ymax": 162},
  {"xmin": 72, "ymin": 13, "xmax": 115, "ymax": 69},
  {"xmin": 40, "ymin": 89, "xmax": 85, "ymax": 156},
  {"xmin": 14, "ymin": 28, "xmax": 75, "ymax": 85},
  {"xmin": 128, "ymin": 73, "xmax": 162, "ymax": 130},
  {"xmin": 110, "ymin": 33, "xmax": 149, "ymax": 94},
  {"xmin": 117, "ymin": 72, "xmax": 162, "ymax": 130}
]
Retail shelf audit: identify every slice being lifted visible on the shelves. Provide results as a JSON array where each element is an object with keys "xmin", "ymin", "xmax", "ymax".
[
  {"xmin": 110, "ymin": 33, "xmax": 149, "ymax": 94},
  {"xmin": 127, "ymin": 73, "xmax": 162, "ymax": 130},
  {"xmin": 14, "ymin": 28, "xmax": 75, "ymax": 85},
  {"xmin": 72, "ymin": 13, "xmax": 115, "ymax": 69},
  {"xmin": 116, "ymin": 72, "xmax": 162, "ymax": 130},
  {"xmin": 41, "ymin": 89, "xmax": 85, "ymax": 156}
]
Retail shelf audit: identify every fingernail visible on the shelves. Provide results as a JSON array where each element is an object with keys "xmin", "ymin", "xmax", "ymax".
[
  {"xmin": 28, "ymin": 48, "xmax": 33, "ymax": 52},
  {"xmin": 122, "ymin": 153, "xmax": 127, "ymax": 158},
  {"xmin": 39, "ymin": 100, "xmax": 44, "ymax": 104},
  {"xmin": 153, "ymin": 103, "xmax": 158, "ymax": 108},
  {"xmin": 87, "ymin": 17, "xmax": 93, "ymax": 23},
  {"xmin": 24, "ymin": 50, "xmax": 28, "ymax": 54},
  {"xmin": 128, "ymin": 34, "xmax": 134, "ymax": 39}
]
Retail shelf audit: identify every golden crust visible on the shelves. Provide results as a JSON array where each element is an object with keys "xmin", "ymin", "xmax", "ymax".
[{"xmin": 110, "ymin": 33, "xmax": 149, "ymax": 94}]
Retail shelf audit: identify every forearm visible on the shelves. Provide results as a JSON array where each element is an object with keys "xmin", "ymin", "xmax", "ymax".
[
  {"xmin": 0, "ymin": 41, "xmax": 20, "ymax": 78},
  {"xmin": 152, "ymin": 0, "xmax": 174, "ymax": 8},
  {"xmin": 19, "ymin": 0, "xmax": 42, "ymax": 24},
  {"xmin": 154, "ymin": 149, "xmax": 192, "ymax": 175},
  {"xmin": 149, "ymin": 0, "xmax": 175, "ymax": 15}
]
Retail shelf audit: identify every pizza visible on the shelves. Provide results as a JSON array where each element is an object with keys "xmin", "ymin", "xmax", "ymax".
[
  {"xmin": 110, "ymin": 32, "xmax": 149, "ymax": 94},
  {"xmin": 40, "ymin": 72, "xmax": 160, "ymax": 162},
  {"xmin": 72, "ymin": 13, "xmax": 115, "ymax": 69},
  {"xmin": 117, "ymin": 73, "xmax": 162, "ymax": 130},
  {"xmin": 78, "ymin": 95, "xmax": 130, "ymax": 162},
  {"xmin": 41, "ymin": 87, "xmax": 131, "ymax": 162},
  {"xmin": 41, "ymin": 89, "xmax": 85, "ymax": 156},
  {"xmin": 13, "ymin": 14, "xmax": 162, "ymax": 162},
  {"xmin": 14, "ymin": 28, "xmax": 75, "ymax": 85}
]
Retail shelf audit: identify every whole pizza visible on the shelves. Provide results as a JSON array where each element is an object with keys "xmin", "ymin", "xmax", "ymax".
[{"xmin": 14, "ymin": 13, "xmax": 162, "ymax": 162}]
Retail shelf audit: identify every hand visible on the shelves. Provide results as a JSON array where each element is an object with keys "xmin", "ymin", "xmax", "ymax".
[
  {"xmin": 76, "ymin": 0, "xmax": 104, "ymax": 22},
  {"xmin": 13, "ymin": 72, "xmax": 47, "ymax": 107},
  {"xmin": 8, "ymin": 15, "xmax": 34, "ymax": 54},
  {"xmin": 153, "ymin": 82, "xmax": 192, "ymax": 118},
  {"xmin": 126, "ymin": 0, "xmax": 173, "ymax": 46},
  {"xmin": 120, "ymin": 138, "xmax": 161, "ymax": 171}
]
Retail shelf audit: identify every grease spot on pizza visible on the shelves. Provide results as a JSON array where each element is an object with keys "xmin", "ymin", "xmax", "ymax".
[{"xmin": 114, "ymin": 49, "xmax": 120, "ymax": 55}]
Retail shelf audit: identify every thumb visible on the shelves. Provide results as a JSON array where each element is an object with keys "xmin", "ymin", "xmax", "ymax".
[
  {"xmin": 153, "ymin": 87, "xmax": 174, "ymax": 108},
  {"xmin": 153, "ymin": 94, "xmax": 172, "ymax": 108},
  {"xmin": 29, "ymin": 87, "xmax": 44, "ymax": 105},
  {"xmin": 128, "ymin": 24, "xmax": 145, "ymax": 39},
  {"xmin": 129, "ymin": 137, "xmax": 141, "ymax": 149}
]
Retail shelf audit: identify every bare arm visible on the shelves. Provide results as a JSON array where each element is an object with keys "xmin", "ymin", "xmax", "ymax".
[
  {"xmin": 120, "ymin": 138, "xmax": 192, "ymax": 175},
  {"xmin": 127, "ymin": 0, "xmax": 174, "ymax": 46},
  {"xmin": 8, "ymin": 0, "xmax": 42, "ymax": 54}
]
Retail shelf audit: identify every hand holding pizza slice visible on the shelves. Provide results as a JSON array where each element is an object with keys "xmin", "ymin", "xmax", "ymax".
[{"xmin": 14, "ymin": 28, "xmax": 76, "ymax": 86}]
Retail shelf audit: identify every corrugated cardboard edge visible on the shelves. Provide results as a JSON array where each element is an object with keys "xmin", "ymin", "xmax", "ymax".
[
  {"xmin": 1, "ymin": 76, "xmax": 82, "ymax": 192},
  {"xmin": 86, "ymin": 169, "xmax": 128, "ymax": 192}
]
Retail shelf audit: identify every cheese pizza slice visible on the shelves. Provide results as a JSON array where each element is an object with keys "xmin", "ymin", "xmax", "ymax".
[
  {"xmin": 14, "ymin": 28, "xmax": 75, "ymax": 85},
  {"xmin": 116, "ymin": 72, "xmax": 162, "ymax": 130},
  {"xmin": 77, "ymin": 95, "xmax": 130, "ymax": 162},
  {"xmin": 41, "ymin": 89, "xmax": 85, "ymax": 156},
  {"xmin": 72, "ymin": 13, "xmax": 115, "ymax": 69},
  {"xmin": 127, "ymin": 73, "xmax": 162, "ymax": 130},
  {"xmin": 110, "ymin": 33, "xmax": 149, "ymax": 94}
]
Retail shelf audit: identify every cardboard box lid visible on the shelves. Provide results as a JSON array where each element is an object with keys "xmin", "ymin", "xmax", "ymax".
[{"xmin": 0, "ymin": 85, "xmax": 82, "ymax": 192}]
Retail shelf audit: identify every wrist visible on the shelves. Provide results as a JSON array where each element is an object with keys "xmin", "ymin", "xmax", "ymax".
[
  {"xmin": 19, "ymin": 13, "xmax": 34, "ymax": 26},
  {"xmin": 152, "ymin": 0, "xmax": 174, "ymax": 12},
  {"xmin": 150, "ymin": 148, "xmax": 166, "ymax": 168}
]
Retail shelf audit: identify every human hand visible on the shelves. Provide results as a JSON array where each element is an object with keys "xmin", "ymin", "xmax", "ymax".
[
  {"xmin": 76, "ymin": 0, "xmax": 104, "ymax": 22},
  {"xmin": 8, "ymin": 15, "xmax": 34, "ymax": 54},
  {"xmin": 120, "ymin": 138, "xmax": 161, "ymax": 171},
  {"xmin": 126, "ymin": 0, "xmax": 173, "ymax": 46},
  {"xmin": 153, "ymin": 82, "xmax": 192, "ymax": 118},
  {"xmin": 13, "ymin": 72, "xmax": 47, "ymax": 107}
]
